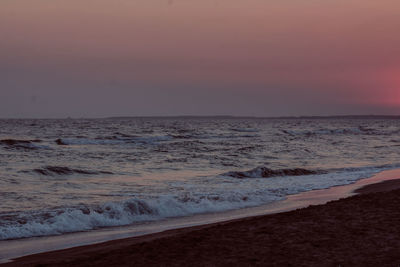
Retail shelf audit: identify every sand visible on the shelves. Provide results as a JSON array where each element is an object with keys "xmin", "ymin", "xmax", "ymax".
[
  {"xmin": 354, "ymin": 178, "xmax": 400, "ymax": 194},
  {"xmin": 4, "ymin": 179, "xmax": 400, "ymax": 266}
]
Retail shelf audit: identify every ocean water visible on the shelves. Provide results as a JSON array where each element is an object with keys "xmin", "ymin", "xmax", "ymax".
[{"xmin": 1, "ymin": 117, "xmax": 400, "ymax": 240}]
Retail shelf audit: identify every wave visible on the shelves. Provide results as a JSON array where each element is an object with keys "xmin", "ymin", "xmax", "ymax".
[
  {"xmin": 25, "ymin": 133, "xmax": 258, "ymax": 149},
  {"xmin": 29, "ymin": 166, "xmax": 113, "ymax": 176},
  {"xmin": 281, "ymin": 127, "xmax": 379, "ymax": 137},
  {"xmin": 0, "ymin": 139, "xmax": 44, "ymax": 150},
  {"xmin": 0, "ymin": 165, "xmax": 393, "ymax": 240},
  {"xmin": 222, "ymin": 167, "xmax": 322, "ymax": 178},
  {"xmin": 0, "ymin": 192, "xmax": 262, "ymax": 240},
  {"xmin": 55, "ymin": 138, "xmax": 125, "ymax": 145},
  {"xmin": 230, "ymin": 128, "xmax": 259, "ymax": 133},
  {"xmin": 55, "ymin": 135, "xmax": 173, "ymax": 146}
]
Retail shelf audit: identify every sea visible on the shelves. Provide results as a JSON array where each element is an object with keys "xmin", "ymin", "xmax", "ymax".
[{"xmin": 1, "ymin": 117, "xmax": 400, "ymax": 240}]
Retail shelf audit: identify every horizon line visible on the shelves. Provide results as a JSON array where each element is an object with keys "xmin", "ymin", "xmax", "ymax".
[{"xmin": 2, "ymin": 114, "xmax": 400, "ymax": 120}]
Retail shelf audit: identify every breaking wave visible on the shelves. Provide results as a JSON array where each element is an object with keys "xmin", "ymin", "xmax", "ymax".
[
  {"xmin": 0, "ymin": 165, "xmax": 392, "ymax": 240},
  {"xmin": 222, "ymin": 167, "xmax": 322, "ymax": 178},
  {"xmin": 0, "ymin": 193, "xmax": 264, "ymax": 240}
]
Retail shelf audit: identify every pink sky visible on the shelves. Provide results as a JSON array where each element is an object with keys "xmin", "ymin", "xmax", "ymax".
[{"xmin": 1, "ymin": 0, "xmax": 400, "ymax": 117}]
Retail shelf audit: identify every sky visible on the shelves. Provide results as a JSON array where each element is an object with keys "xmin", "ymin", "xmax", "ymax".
[{"xmin": 1, "ymin": 0, "xmax": 400, "ymax": 118}]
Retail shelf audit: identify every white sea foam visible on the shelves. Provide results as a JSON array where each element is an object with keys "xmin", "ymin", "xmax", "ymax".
[
  {"xmin": 2, "ymin": 118, "xmax": 400, "ymax": 241},
  {"xmin": 0, "ymin": 166, "xmax": 389, "ymax": 240}
]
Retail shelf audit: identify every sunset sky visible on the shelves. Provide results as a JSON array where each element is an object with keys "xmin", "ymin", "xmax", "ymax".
[{"xmin": 1, "ymin": 0, "xmax": 400, "ymax": 118}]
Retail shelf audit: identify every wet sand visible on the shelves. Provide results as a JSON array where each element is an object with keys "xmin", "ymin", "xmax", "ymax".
[{"xmin": 4, "ymin": 179, "xmax": 400, "ymax": 266}]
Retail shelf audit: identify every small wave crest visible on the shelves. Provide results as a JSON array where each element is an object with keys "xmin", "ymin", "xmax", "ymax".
[
  {"xmin": 222, "ymin": 166, "xmax": 322, "ymax": 178},
  {"xmin": 55, "ymin": 135, "xmax": 173, "ymax": 146},
  {"xmin": 230, "ymin": 128, "xmax": 259, "ymax": 133},
  {"xmin": 28, "ymin": 166, "xmax": 113, "ymax": 176},
  {"xmin": 0, "ymin": 139, "xmax": 43, "ymax": 150},
  {"xmin": 281, "ymin": 127, "xmax": 378, "ymax": 137}
]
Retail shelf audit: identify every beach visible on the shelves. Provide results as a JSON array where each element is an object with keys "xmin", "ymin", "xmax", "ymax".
[
  {"xmin": 3, "ymin": 0, "xmax": 400, "ymax": 264},
  {"xmin": 4, "ymin": 175, "xmax": 400, "ymax": 266},
  {"xmin": 2, "ymin": 119, "xmax": 400, "ymax": 266}
]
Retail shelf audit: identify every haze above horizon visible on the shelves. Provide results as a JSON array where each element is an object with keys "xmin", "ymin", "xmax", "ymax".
[{"xmin": 1, "ymin": 0, "xmax": 400, "ymax": 118}]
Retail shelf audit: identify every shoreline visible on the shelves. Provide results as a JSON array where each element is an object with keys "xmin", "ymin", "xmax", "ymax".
[{"xmin": 3, "ymin": 168, "xmax": 400, "ymax": 265}]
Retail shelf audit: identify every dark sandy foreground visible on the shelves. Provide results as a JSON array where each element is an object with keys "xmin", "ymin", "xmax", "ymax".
[{"xmin": 5, "ymin": 180, "xmax": 400, "ymax": 267}]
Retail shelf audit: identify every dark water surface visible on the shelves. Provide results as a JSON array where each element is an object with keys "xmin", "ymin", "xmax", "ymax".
[{"xmin": 1, "ymin": 117, "xmax": 400, "ymax": 239}]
